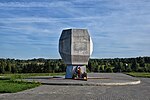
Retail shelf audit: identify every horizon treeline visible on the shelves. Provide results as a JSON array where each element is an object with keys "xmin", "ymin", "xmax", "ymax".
[{"xmin": 0, "ymin": 57, "xmax": 150, "ymax": 74}]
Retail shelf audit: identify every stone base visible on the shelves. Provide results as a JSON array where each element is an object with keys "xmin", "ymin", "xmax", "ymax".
[
  {"xmin": 65, "ymin": 66, "xmax": 74, "ymax": 78},
  {"xmin": 65, "ymin": 65, "xmax": 86, "ymax": 79}
]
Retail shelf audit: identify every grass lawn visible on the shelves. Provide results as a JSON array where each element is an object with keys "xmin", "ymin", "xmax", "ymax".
[
  {"xmin": 0, "ymin": 80, "xmax": 40, "ymax": 93},
  {"xmin": 0, "ymin": 73, "xmax": 65, "ymax": 93},
  {"xmin": 0, "ymin": 73, "xmax": 65, "ymax": 79},
  {"xmin": 126, "ymin": 72, "xmax": 150, "ymax": 78}
]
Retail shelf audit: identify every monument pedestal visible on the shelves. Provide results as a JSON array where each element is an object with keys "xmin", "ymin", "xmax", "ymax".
[
  {"xmin": 65, "ymin": 66, "xmax": 74, "ymax": 78},
  {"xmin": 65, "ymin": 65, "xmax": 86, "ymax": 79},
  {"xmin": 59, "ymin": 29, "xmax": 93, "ymax": 80}
]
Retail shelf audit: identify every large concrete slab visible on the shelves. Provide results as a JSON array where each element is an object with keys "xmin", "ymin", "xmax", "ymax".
[
  {"xmin": 59, "ymin": 29, "xmax": 91, "ymax": 65},
  {"xmin": 25, "ymin": 73, "xmax": 140, "ymax": 86},
  {"xmin": 0, "ymin": 74, "xmax": 150, "ymax": 100}
]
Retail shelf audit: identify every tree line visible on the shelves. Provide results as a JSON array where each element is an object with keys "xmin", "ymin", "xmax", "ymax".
[{"xmin": 0, "ymin": 57, "xmax": 150, "ymax": 74}]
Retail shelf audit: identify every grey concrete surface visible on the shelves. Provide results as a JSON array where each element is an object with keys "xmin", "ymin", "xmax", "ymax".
[
  {"xmin": 0, "ymin": 73, "xmax": 150, "ymax": 100},
  {"xmin": 25, "ymin": 73, "xmax": 140, "ymax": 86},
  {"xmin": 59, "ymin": 29, "xmax": 91, "ymax": 65}
]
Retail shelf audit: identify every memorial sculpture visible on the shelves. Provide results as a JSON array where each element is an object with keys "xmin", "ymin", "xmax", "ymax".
[{"xmin": 59, "ymin": 29, "xmax": 93, "ymax": 80}]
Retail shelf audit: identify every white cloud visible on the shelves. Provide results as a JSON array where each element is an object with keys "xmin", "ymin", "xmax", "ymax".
[
  {"xmin": 0, "ymin": 1, "xmax": 70, "ymax": 8},
  {"xmin": 0, "ymin": 16, "xmax": 103, "ymax": 23},
  {"xmin": 0, "ymin": 0, "xmax": 150, "ymax": 58}
]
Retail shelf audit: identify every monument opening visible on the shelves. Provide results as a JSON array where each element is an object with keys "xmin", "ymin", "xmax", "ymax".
[{"xmin": 59, "ymin": 29, "xmax": 93, "ymax": 80}]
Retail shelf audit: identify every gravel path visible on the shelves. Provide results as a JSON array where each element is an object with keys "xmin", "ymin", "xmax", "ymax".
[{"xmin": 0, "ymin": 73, "xmax": 149, "ymax": 100}]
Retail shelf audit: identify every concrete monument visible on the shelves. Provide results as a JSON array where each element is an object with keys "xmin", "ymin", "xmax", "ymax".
[{"xmin": 59, "ymin": 29, "xmax": 93, "ymax": 79}]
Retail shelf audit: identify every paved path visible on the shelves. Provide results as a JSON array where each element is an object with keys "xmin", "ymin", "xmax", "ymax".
[
  {"xmin": 0, "ymin": 73, "xmax": 150, "ymax": 100},
  {"xmin": 25, "ymin": 73, "xmax": 140, "ymax": 86}
]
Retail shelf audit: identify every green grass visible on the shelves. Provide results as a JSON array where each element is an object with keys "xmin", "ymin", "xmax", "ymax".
[
  {"xmin": 126, "ymin": 72, "xmax": 150, "ymax": 78},
  {"xmin": 0, "ymin": 80, "xmax": 40, "ymax": 93},
  {"xmin": 0, "ymin": 73, "xmax": 65, "ymax": 79},
  {"xmin": 0, "ymin": 73, "xmax": 65, "ymax": 93}
]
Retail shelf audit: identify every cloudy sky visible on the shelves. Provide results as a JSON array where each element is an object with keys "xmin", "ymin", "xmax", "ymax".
[{"xmin": 0, "ymin": 0, "xmax": 150, "ymax": 59}]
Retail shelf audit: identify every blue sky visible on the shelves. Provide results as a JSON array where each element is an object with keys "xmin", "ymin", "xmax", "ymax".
[{"xmin": 0, "ymin": 0, "xmax": 150, "ymax": 59}]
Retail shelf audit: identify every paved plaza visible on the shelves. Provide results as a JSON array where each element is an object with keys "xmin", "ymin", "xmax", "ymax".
[
  {"xmin": 25, "ymin": 73, "xmax": 140, "ymax": 86},
  {"xmin": 0, "ymin": 73, "xmax": 150, "ymax": 100}
]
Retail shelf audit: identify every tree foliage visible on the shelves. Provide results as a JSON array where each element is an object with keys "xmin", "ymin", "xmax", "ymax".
[{"xmin": 0, "ymin": 57, "xmax": 150, "ymax": 74}]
